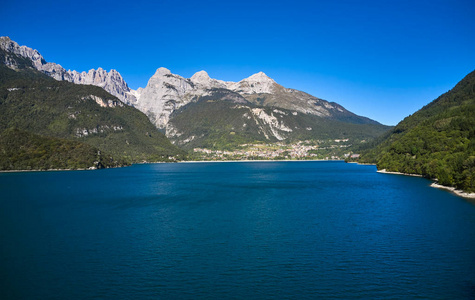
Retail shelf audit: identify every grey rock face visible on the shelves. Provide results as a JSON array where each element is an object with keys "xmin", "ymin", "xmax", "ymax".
[
  {"xmin": 0, "ymin": 36, "xmax": 136, "ymax": 104},
  {"xmin": 0, "ymin": 36, "xmax": 70, "ymax": 80},
  {"xmin": 224, "ymin": 71, "xmax": 276, "ymax": 94},
  {"xmin": 135, "ymin": 68, "xmax": 281, "ymax": 129},
  {"xmin": 132, "ymin": 68, "xmax": 356, "ymax": 131},
  {"xmin": 67, "ymin": 68, "xmax": 137, "ymax": 105},
  {"xmin": 135, "ymin": 67, "xmax": 196, "ymax": 128}
]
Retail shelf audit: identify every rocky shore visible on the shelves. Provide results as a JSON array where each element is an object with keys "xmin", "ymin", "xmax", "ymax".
[{"xmin": 377, "ymin": 169, "xmax": 475, "ymax": 199}]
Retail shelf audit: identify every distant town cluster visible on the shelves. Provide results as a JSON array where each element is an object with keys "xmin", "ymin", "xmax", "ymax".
[{"xmin": 193, "ymin": 140, "xmax": 355, "ymax": 161}]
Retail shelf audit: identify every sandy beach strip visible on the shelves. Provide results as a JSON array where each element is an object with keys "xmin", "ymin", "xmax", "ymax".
[
  {"xmin": 376, "ymin": 169, "xmax": 423, "ymax": 177},
  {"xmin": 377, "ymin": 169, "xmax": 475, "ymax": 199},
  {"xmin": 430, "ymin": 183, "xmax": 475, "ymax": 199}
]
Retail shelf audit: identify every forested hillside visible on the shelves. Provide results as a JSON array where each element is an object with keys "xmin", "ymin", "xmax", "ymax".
[
  {"xmin": 169, "ymin": 95, "xmax": 392, "ymax": 150},
  {"xmin": 0, "ymin": 56, "xmax": 186, "ymax": 170},
  {"xmin": 0, "ymin": 128, "xmax": 125, "ymax": 170},
  {"xmin": 355, "ymin": 70, "xmax": 475, "ymax": 192}
]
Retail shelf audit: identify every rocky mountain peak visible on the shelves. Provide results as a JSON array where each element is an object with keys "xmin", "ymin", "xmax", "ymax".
[
  {"xmin": 66, "ymin": 67, "xmax": 137, "ymax": 105},
  {"xmin": 109, "ymin": 69, "xmax": 120, "ymax": 76},
  {"xmin": 225, "ymin": 71, "xmax": 277, "ymax": 94},
  {"xmin": 0, "ymin": 36, "xmax": 15, "ymax": 52},
  {"xmin": 0, "ymin": 36, "xmax": 66, "ymax": 78},
  {"xmin": 190, "ymin": 70, "xmax": 227, "ymax": 89},
  {"xmin": 136, "ymin": 68, "xmax": 197, "ymax": 128},
  {"xmin": 191, "ymin": 70, "xmax": 210, "ymax": 82},
  {"xmin": 0, "ymin": 37, "xmax": 136, "ymax": 105},
  {"xmin": 245, "ymin": 71, "xmax": 275, "ymax": 83},
  {"xmin": 154, "ymin": 67, "xmax": 172, "ymax": 77}
]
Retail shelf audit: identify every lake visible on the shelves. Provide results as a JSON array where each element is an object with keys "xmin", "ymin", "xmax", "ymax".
[{"xmin": 1, "ymin": 161, "xmax": 475, "ymax": 299}]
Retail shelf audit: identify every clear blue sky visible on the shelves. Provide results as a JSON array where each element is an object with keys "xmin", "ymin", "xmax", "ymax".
[{"xmin": 1, "ymin": 0, "xmax": 474, "ymax": 125}]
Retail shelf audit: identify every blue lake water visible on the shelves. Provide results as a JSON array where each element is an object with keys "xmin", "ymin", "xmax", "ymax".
[{"xmin": 1, "ymin": 161, "xmax": 475, "ymax": 299}]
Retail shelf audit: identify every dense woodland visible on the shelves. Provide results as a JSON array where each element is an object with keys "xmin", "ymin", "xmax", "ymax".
[
  {"xmin": 0, "ymin": 128, "xmax": 125, "ymax": 170},
  {"xmin": 353, "ymin": 70, "xmax": 475, "ymax": 193}
]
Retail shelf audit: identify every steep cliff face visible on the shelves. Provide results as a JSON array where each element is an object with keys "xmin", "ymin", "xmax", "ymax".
[
  {"xmin": 0, "ymin": 36, "xmax": 136, "ymax": 104},
  {"xmin": 0, "ymin": 36, "xmax": 69, "ymax": 80},
  {"xmin": 66, "ymin": 68, "xmax": 137, "ymax": 104},
  {"xmin": 134, "ymin": 67, "xmax": 197, "ymax": 128}
]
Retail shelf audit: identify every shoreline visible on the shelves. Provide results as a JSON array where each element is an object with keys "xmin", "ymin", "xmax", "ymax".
[
  {"xmin": 0, "ymin": 159, "xmax": 345, "ymax": 172},
  {"xmin": 376, "ymin": 169, "xmax": 423, "ymax": 177},
  {"xmin": 430, "ymin": 183, "xmax": 475, "ymax": 199},
  {"xmin": 377, "ymin": 169, "xmax": 475, "ymax": 199},
  {"xmin": 179, "ymin": 159, "xmax": 343, "ymax": 163},
  {"xmin": 3, "ymin": 161, "xmax": 474, "ymax": 199},
  {"xmin": 0, "ymin": 168, "xmax": 98, "ymax": 173},
  {"xmin": 351, "ymin": 162, "xmax": 376, "ymax": 166}
]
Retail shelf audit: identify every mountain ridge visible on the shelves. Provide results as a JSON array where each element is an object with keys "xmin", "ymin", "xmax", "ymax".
[
  {"xmin": 0, "ymin": 36, "xmax": 137, "ymax": 104},
  {"xmin": 1, "ymin": 36, "xmax": 390, "ymax": 150},
  {"xmin": 133, "ymin": 66, "xmax": 385, "ymax": 131},
  {"xmin": 0, "ymin": 37, "xmax": 385, "ymax": 130}
]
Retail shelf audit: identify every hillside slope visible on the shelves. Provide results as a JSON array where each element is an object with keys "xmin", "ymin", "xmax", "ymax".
[
  {"xmin": 0, "ymin": 53, "xmax": 185, "ymax": 169},
  {"xmin": 356, "ymin": 70, "xmax": 475, "ymax": 192},
  {"xmin": 0, "ymin": 128, "xmax": 124, "ymax": 170},
  {"xmin": 168, "ymin": 91, "xmax": 391, "ymax": 149}
]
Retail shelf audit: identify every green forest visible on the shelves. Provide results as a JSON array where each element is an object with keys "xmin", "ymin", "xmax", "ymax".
[
  {"xmin": 169, "ymin": 95, "xmax": 391, "ymax": 150},
  {"xmin": 0, "ymin": 52, "xmax": 186, "ymax": 170},
  {"xmin": 354, "ymin": 70, "xmax": 475, "ymax": 193},
  {"xmin": 0, "ymin": 128, "xmax": 125, "ymax": 170}
]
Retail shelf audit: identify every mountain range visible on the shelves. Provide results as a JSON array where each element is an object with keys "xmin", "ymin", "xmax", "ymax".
[
  {"xmin": 0, "ymin": 36, "xmax": 390, "ymax": 150},
  {"xmin": 0, "ymin": 39, "xmax": 185, "ymax": 170},
  {"xmin": 0, "ymin": 36, "xmax": 137, "ymax": 104}
]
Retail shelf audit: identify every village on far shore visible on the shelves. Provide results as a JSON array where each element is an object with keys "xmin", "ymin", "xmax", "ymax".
[{"xmin": 190, "ymin": 139, "xmax": 363, "ymax": 161}]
